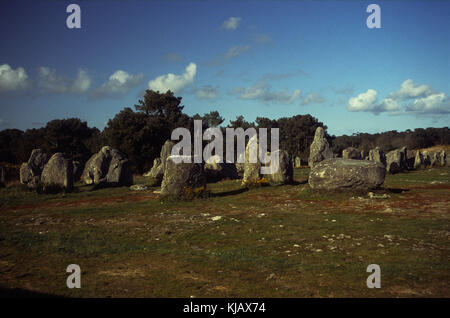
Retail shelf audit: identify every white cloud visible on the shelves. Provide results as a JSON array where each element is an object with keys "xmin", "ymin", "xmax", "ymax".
[
  {"xmin": 0, "ymin": 64, "xmax": 29, "ymax": 92},
  {"xmin": 406, "ymin": 93, "xmax": 450, "ymax": 115},
  {"xmin": 224, "ymin": 45, "xmax": 251, "ymax": 60},
  {"xmin": 148, "ymin": 62, "xmax": 197, "ymax": 93},
  {"xmin": 347, "ymin": 89, "xmax": 378, "ymax": 112},
  {"xmin": 72, "ymin": 69, "xmax": 91, "ymax": 93},
  {"xmin": 91, "ymin": 70, "xmax": 144, "ymax": 98},
  {"xmin": 222, "ymin": 17, "xmax": 242, "ymax": 30},
  {"xmin": 196, "ymin": 85, "xmax": 218, "ymax": 100},
  {"xmin": 378, "ymin": 98, "xmax": 400, "ymax": 112},
  {"xmin": 235, "ymin": 82, "xmax": 301, "ymax": 104},
  {"xmin": 301, "ymin": 92, "xmax": 325, "ymax": 106},
  {"xmin": 388, "ymin": 79, "xmax": 433, "ymax": 100},
  {"xmin": 37, "ymin": 67, "xmax": 91, "ymax": 94}
]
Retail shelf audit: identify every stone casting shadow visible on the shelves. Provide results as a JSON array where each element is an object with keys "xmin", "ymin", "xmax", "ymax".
[{"xmin": 211, "ymin": 187, "xmax": 249, "ymax": 197}]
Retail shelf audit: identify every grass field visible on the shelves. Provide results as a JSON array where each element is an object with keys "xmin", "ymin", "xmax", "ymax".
[{"xmin": 0, "ymin": 167, "xmax": 449, "ymax": 297}]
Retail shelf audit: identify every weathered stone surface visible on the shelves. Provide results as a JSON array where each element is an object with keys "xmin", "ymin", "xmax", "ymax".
[
  {"xmin": 414, "ymin": 151, "xmax": 424, "ymax": 169},
  {"xmin": 342, "ymin": 147, "xmax": 362, "ymax": 160},
  {"xmin": 81, "ymin": 146, "xmax": 113, "ymax": 184},
  {"xmin": 295, "ymin": 156, "xmax": 301, "ymax": 168},
  {"xmin": 308, "ymin": 127, "xmax": 333, "ymax": 168},
  {"xmin": 106, "ymin": 149, "xmax": 133, "ymax": 186},
  {"xmin": 161, "ymin": 155, "xmax": 206, "ymax": 198},
  {"xmin": 368, "ymin": 147, "xmax": 386, "ymax": 166},
  {"xmin": 242, "ymin": 134, "xmax": 261, "ymax": 185},
  {"xmin": 406, "ymin": 150, "xmax": 415, "ymax": 170},
  {"xmin": 400, "ymin": 147, "xmax": 409, "ymax": 170},
  {"xmin": 235, "ymin": 153, "xmax": 245, "ymax": 175},
  {"xmin": 143, "ymin": 158, "xmax": 163, "ymax": 179},
  {"xmin": 81, "ymin": 146, "xmax": 133, "ymax": 186},
  {"xmin": 27, "ymin": 149, "xmax": 49, "ymax": 174},
  {"xmin": 308, "ymin": 158, "xmax": 385, "ymax": 190},
  {"xmin": 130, "ymin": 184, "xmax": 148, "ymax": 191},
  {"xmin": 422, "ymin": 151, "xmax": 432, "ymax": 168},
  {"xmin": 19, "ymin": 149, "xmax": 49, "ymax": 188},
  {"xmin": 440, "ymin": 150, "xmax": 447, "ymax": 166},
  {"xmin": 204, "ymin": 154, "xmax": 238, "ymax": 182},
  {"xmin": 386, "ymin": 149, "xmax": 405, "ymax": 174},
  {"xmin": 41, "ymin": 153, "xmax": 73, "ymax": 192},
  {"xmin": 267, "ymin": 150, "xmax": 293, "ymax": 185},
  {"xmin": 73, "ymin": 161, "xmax": 82, "ymax": 181},
  {"xmin": 160, "ymin": 140, "xmax": 175, "ymax": 172}
]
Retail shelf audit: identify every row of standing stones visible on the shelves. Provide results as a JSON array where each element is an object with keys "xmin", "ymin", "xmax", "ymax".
[
  {"xmin": 13, "ymin": 127, "xmax": 448, "ymax": 196},
  {"xmin": 307, "ymin": 126, "xmax": 448, "ymax": 191},
  {"xmin": 18, "ymin": 146, "xmax": 133, "ymax": 192}
]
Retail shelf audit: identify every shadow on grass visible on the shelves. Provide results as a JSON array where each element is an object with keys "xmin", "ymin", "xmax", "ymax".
[{"xmin": 211, "ymin": 187, "xmax": 249, "ymax": 197}]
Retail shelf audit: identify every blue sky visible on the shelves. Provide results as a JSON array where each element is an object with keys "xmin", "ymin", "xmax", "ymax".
[{"xmin": 0, "ymin": 0, "xmax": 449, "ymax": 136}]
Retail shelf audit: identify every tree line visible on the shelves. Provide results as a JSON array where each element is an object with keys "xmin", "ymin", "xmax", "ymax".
[{"xmin": 0, "ymin": 90, "xmax": 448, "ymax": 173}]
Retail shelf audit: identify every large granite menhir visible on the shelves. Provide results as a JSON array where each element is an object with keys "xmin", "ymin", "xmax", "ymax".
[
  {"xmin": 81, "ymin": 146, "xmax": 133, "ymax": 187},
  {"xmin": 309, "ymin": 158, "xmax": 385, "ymax": 190}
]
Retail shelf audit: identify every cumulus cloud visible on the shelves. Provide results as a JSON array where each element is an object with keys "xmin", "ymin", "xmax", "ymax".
[
  {"xmin": 301, "ymin": 92, "xmax": 325, "ymax": 106},
  {"xmin": 0, "ymin": 64, "xmax": 29, "ymax": 92},
  {"xmin": 347, "ymin": 89, "xmax": 378, "ymax": 112},
  {"xmin": 348, "ymin": 89, "xmax": 401, "ymax": 115},
  {"xmin": 234, "ymin": 82, "xmax": 301, "ymax": 104},
  {"xmin": 148, "ymin": 63, "xmax": 197, "ymax": 93},
  {"xmin": 222, "ymin": 17, "xmax": 242, "ymax": 30},
  {"xmin": 388, "ymin": 79, "xmax": 433, "ymax": 100},
  {"xmin": 405, "ymin": 93, "xmax": 450, "ymax": 115},
  {"xmin": 37, "ymin": 67, "xmax": 91, "ymax": 94},
  {"xmin": 196, "ymin": 85, "xmax": 218, "ymax": 100},
  {"xmin": 91, "ymin": 70, "xmax": 144, "ymax": 98},
  {"xmin": 347, "ymin": 80, "xmax": 448, "ymax": 116}
]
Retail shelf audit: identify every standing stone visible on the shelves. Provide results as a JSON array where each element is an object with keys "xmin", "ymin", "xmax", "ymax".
[
  {"xmin": 267, "ymin": 150, "xmax": 293, "ymax": 185},
  {"xmin": 414, "ymin": 151, "xmax": 424, "ymax": 169},
  {"xmin": 342, "ymin": 147, "xmax": 362, "ymax": 160},
  {"xmin": 143, "ymin": 158, "xmax": 163, "ymax": 179},
  {"xmin": 19, "ymin": 149, "xmax": 49, "ymax": 188},
  {"xmin": 308, "ymin": 127, "xmax": 333, "ymax": 168},
  {"xmin": 422, "ymin": 151, "xmax": 432, "ymax": 168},
  {"xmin": 81, "ymin": 146, "xmax": 133, "ymax": 186},
  {"xmin": 161, "ymin": 155, "xmax": 206, "ymax": 198},
  {"xmin": 204, "ymin": 154, "xmax": 238, "ymax": 182},
  {"xmin": 400, "ymin": 147, "xmax": 409, "ymax": 170},
  {"xmin": 106, "ymin": 149, "xmax": 133, "ymax": 186},
  {"xmin": 360, "ymin": 150, "xmax": 365, "ymax": 160},
  {"xmin": 160, "ymin": 140, "xmax": 175, "ymax": 172},
  {"xmin": 295, "ymin": 156, "xmax": 301, "ymax": 168},
  {"xmin": 308, "ymin": 158, "xmax": 385, "ymax": 190},
  {"xmin": 41, "ymin": 153, "xmax": 73, "ymax": 192},
  {"xmin": 242, "ymin": 134, "xmax": 261, "ymax": 185},
  {"xmin": 235, "ymin": 152, "xmax": 245, "ymax": 176},
  {"xmin": 73, "ymin": 161, "xmax": 82, "ymax": 181},
  {"xmin": 368, "ymin": 147, "xmax": 386, "ymax": 166},
  {"xmin": 439, "ymin": 150, "xmax": 447, "ymax": 166},
  {"xmin": 81, "ymin": 146, "xmax": 113, "ymax": 184},
  {"xmin": 28, "ymin": 149, "xmax": 49, "ymax": 174},
  {"xmin": 386, "ymin": 149, "xmax": 405, "ymax": 174},
  {"xmin": 406, "ymin": 150, "xmax": 415, "ymax": 170},
  {"xmin": 143, "ymin": 140, "xmax": 175, "ymax": 181}
]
